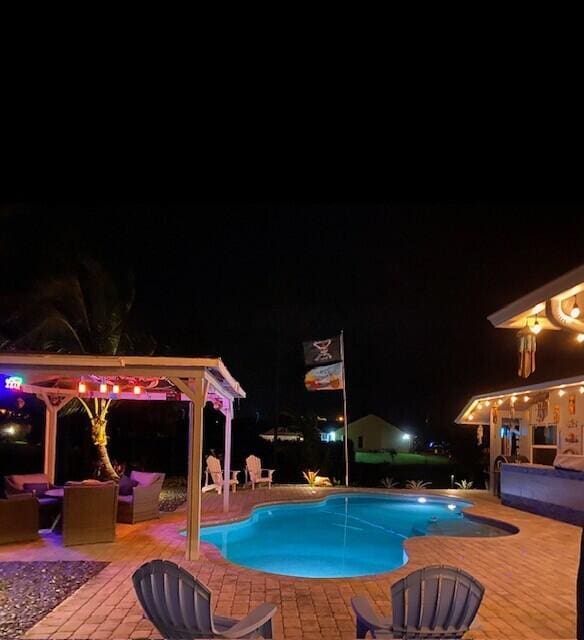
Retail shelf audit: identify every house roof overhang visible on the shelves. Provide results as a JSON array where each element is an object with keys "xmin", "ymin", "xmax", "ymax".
[
  {"xmin": 455, "ymin": 373, "xmax": 584, "ymax": 425},
  {"xmin": 487, "ymin": 264, "xmax": 584, "ymax": 333}
]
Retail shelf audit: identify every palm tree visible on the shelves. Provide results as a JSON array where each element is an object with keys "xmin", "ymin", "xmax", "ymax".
[{"xmin": 0, "ymin": 257, "xmax": 156, "ymax": 479}]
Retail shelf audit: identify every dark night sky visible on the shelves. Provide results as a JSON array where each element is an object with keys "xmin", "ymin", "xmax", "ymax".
[{"xmin": 2, "ymin": 204, "xmax": 584, "ymax": 439}]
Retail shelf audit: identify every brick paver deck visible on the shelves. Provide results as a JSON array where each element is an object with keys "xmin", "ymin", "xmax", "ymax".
[{"xmin": 0, "ymin": 486, "xmax": 578, "ymax": 639}]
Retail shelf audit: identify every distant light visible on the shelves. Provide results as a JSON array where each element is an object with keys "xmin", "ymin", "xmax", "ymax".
[
  {"xmin": 6, "ymin": 425, "xmax": 16, "ymax": 435},
  {"xmin": 78, "ymin": 381, "xmax": 87, "ymax": 393},
  {"xmin": 100, "ymin": 383, "xmax": 108, "ymax": 393},
  {"xmin": 402, "ymin": 433, "xmax": 411, "ymax": 440},
  {"xmin": 4, "ymin": 376, "xmax": 23, "ymax": 391},
  {"xmin": 133, "ymin": 385, "xmax": 141, "ymax": 395},
  {"xmin": 577, "ymin": 333, "xmax": 584, "ymax": 343},
  {"xmin": 447, "ymin": 504, "xmax": 456, "ymax": 511},
  {"xmin": 417, "ymin": 497, "xmax": 427, "ymax": 503},
  {"xmin": 336, "ymin": 415, "xmax": 344, "ymax": 422},
  {"xmin": 559, "ymin": 389, "xmax": 566, "ymax": 397},
  {"xmin": 112, "ymin": 384, "xmax": 120, "ymax": 394}
]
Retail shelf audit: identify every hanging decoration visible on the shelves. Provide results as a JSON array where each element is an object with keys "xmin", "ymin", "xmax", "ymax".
[
  {"xmin": 570, "ymin": 393, "xmax": 577, "ymax": 415},
  {"xmin": 553, "ymin": 405, "xmax": 561, "ymax": 425},
  {"xmin": 537, "ymin": 399, "xmax": 548, "ymax": 423},
  {"xmin": 492, "ymin": 405, "xmax": 499, "ymax": 425},
  {"xmin": 476, "ymin": 424, "xmax": 484, "ymax": 446},
  {"xmin": 517, "ymin": 327, "xmax": 536, "ymax": 378}
]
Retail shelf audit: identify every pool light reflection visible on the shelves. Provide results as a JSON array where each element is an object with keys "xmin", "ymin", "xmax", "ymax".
[
  {"xmin": 448, "ymin": 504, "xmax": 457, "ymax": 511},
  {"xmin": 417, "ymin": 497, "xmax": 427, "ymax": 503}
]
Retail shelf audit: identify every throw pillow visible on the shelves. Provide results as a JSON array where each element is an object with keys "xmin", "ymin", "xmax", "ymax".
[
  {"xmin": 23, "ymin": 482, "xmax": 49, "ymax": 496},
  {"xmin": 118, "ymin": 475, "xmax": 138, "ymax": 496}
]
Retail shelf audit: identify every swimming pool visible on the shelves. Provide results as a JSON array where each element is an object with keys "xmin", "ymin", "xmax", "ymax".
[{"xmin": 193, "ymin": 493, "xmax": 512, "ymax": 578}]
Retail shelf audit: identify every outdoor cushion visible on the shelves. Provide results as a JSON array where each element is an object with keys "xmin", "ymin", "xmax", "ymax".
[
  {"xmin": 38, "ymin": 497, "xmax": 59, "ymax": 507},
  {"xmin": 117, "ymin": 494, "xmax": 133, "ymax": 504},
  {"xmin": 118, "ymin": 475, "xmax": 139, "ymax": 496},
  {"xmin": 23, "ymin": 482, "xmax": 49, "ymax": 496},
  {"xmin": 5, "ymin": 473, "xmax": 51, "ymax": 494},
  {"xmin": 131, "ymin": 471, "xmax": 162, "ymax": 487},
  {"xmin": 554, "ymin": 454, "xmax": 584, "ymax": 471}
]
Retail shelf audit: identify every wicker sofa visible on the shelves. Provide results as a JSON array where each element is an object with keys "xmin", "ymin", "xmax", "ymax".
[
  {"xmin": 4, "ymin": 473, "xmax": 60, "ymax": 529},
  {"xmin": 117, "ymin": 471, "xmax": 165, "ymax": 524},
  {"xmin": 62, "ymin": 481, "xmax": 118, "ymax": 546},
  {"xmin": 0, "ymin": 494, "xmax": 39, "ymax": 544}
]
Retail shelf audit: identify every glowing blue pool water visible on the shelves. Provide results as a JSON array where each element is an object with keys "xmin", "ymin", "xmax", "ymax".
[{"xmin": 191, "ymin": 493, "xmax": 511, "ymax": 578}]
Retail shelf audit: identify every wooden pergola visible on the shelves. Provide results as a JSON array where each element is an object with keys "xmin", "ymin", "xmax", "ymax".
[{"xmin": 0, "ymin": 353, "xmax": 246, "ymax": 560}]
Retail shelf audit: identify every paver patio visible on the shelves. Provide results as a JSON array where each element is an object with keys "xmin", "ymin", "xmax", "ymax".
[{"xmin": 0, "ymin": 486, "xmax": 578, "ymax": 640}]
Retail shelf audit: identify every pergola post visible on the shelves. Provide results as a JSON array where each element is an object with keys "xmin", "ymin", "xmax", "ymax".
[
  {"xmin": 184, "ymin": 377, "xmax": 208, "ymax": 561},
  {"xmin": 40, "ymin": 394, "xmax": 74, "ymax": 485},
  {"xmin": 223, "ymin": 401, "xmax": 233, "ymax": 513}
]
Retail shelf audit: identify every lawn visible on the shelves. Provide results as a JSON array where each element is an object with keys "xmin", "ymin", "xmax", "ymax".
[{"xmin": 355, "ymin": 451, "xmax": 451, "ymax": 465}]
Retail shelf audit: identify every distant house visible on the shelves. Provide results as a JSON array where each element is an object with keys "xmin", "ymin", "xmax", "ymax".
[
  {"xmin": 334, "ymin": 414, "xmax": 410, "ymax": 452},
  {"xmin": 260, "ymin": 428, "xmax": 304, "ymax": 443}
]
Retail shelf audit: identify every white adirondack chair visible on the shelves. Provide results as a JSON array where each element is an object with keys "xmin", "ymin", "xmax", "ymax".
[
  {"xmin": 204, "ymin": 455, "xmax": 239, "ymax": 495},
  {"xmin": 245, "ymin": 455, "xmax": 275, "ymax": 490}
]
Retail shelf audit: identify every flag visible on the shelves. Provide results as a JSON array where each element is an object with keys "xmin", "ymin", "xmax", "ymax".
[
  {"xmin": 304, "ymin": 362, "xmax": 344, "ymax": 391},
  {"xmin": 303, "ymin": 336, "xmax": 341, "ymax": 366}
]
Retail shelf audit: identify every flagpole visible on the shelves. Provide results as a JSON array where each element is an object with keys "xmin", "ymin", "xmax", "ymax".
[{"xmin": 340, "ymin": 329, "xmax": 349, "ymax": 487}]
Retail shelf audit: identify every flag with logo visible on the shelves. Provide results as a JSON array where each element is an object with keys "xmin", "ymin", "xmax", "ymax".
[
  {"xmin": 304, "ymin": 362, "xmax": 344, "ymax": 391},
  {"xmin": 303, "ymin": 335, "xmax": 341, "ymax": 366}
]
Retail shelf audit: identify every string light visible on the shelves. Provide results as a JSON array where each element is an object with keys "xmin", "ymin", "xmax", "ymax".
[
  {"xmin": 580, "ymin": 386, "xmax": 584, "ymax": 395},
  {"xmin": 511, "ymin": 395, "xmax": 517, "ymax": 404},
  {"xmin": 112, "ymin": 384, "xmax": 120, "ymax": 394},
  {"xmin": 559, "ymin": 388, "xmax": 566, "ymax": 397},
  {"xmin": 571, "ymin": 296, "xmax": 581, "ymax": 318},
  {"xmin": 78, "ymin": 381, "xmax": 87, "ymax": 393},
  {"xmin": 477, "ymin": 402, "xmax": 483, "ymax": 410},
  {"xmin": 100, "ymin": 382, "xmax": 108, "ymax": 393},
  {"xmin": 485, "ymin": 400, "xmax": 491, "ymax": 407},
  {"xmin": 133, "ymin": 385, "xmax": 141, "ymax": 395},
  {"xmin": 530, "ymin": 314, "xmax": 542, "ymax": 335},
  {"xmin": 577, "ymin": 333, "xmax": 584, "ymax": 343},
  {"xmin": 497, "ymin": 399, "xmax": 504, "ymax": 405},
  {"xmin": 468, "ymin": 413, "xmax": 474, "ymax": 420},
  {"xmin": 523, "ymin": 395, "xmax": 530, "ymax": 402}
]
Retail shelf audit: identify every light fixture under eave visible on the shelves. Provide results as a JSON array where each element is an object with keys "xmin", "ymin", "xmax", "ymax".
[
  {"xmin": 577, "ymin": 333, "xmax": 584, "ymax": 343},
  {"xmin": 530, "ymin": 315, "xmax": 542, "ymax": 335},
  {"xmin": 523, "ymin": 395, "xmax": 530, "ymax": 402},
  {"xmin": 467, "ymin": 413, "xmax": 474, "ymax": 420},
  {"xmin": 78, "ymin": 381, "xmax": 87, "ymax": 393},
  {"xmin": 559, "ymin": 388, "xmax": 566, "ymax": 397},
  {"xmin": 571, "ymin": 296, "xmax": 581, "ymax": 318},
  {"xmin": 112, "ymin": 384, "xmax": 120, "ymax": 394},
  {"xmin": 100, "ymin": 382, "xmax": 108, "ymax": 393},
  {"xmin": 511, "ymin": 395, "xmax": 517, "ymax": 404},
  {"xmin": 133, "ymin": 385, "xmax": 141, "ymax": 395},
  {"xmin": 485, "ymin": 400, "xmax": 491, "ymax": 407},
  {"xmin": 580, "ymin": 386, "xmax": 584, "ymax": 394},
  {"xmin": 497, "ymin": 399, "xmax": 504, "ymax": 405}
]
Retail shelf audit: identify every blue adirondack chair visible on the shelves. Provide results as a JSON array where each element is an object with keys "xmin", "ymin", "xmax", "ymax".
[
  {"xmin": 352, "ymin": 565, "xmax": 485, "ymax": 639},
  {"xmin": 132, "ymin": 560, "xmax": 277, "ymax": 639}
]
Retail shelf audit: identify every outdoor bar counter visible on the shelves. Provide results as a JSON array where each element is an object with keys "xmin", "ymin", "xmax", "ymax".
[{"xmin": 501, "ymin": 462, "xmax": 584, "ymax": 526}]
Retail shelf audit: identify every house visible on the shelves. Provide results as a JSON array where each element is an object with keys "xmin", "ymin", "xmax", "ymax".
[
  {"xmin": 260, "ymin": 428, "xmax": 304, "ymax": 442},
  {"xmin": 334, "ymin": 414, "xmax": 410, "ymax": 452}
]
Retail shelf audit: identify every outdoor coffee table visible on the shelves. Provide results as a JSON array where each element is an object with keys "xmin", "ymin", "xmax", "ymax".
[{"xmin": 44, "ymin": 487, "xmax": 64, "ymax": 531}]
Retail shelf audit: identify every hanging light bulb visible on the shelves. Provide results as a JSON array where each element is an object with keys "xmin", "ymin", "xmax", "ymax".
[
  {"xmin": 485, "ymin": 400, "xmax": 491, "ymax": 407},
  {"xmin": 468, "ymin": 413, "xmax": 474, "ymax": 420},
  {"xmin": 78, "ymin": 381, "xmax": 87, "ymax": 393},
  {"xmin": 133, "ymin": 385, "xmax": 141, "ymax": 395},
  {"xmin": 497, "ymin": 398, "xmax": 504, "ymax": 405},
  {"xmin": 559, "ymin": 388, "xmax": 566, "ymax": 397},
  {"xmin": 477, "ymin": 402, "xmax": 483, "ymax": 410},
  {"xmin": 112, "ymin": 384, "xmax": 120, "ymax": 394},
  {"xmin": 577, "ymin": 333, "xmax": 584, "ymax": 343},
  {"xmin": 530, "ymin": 314, "xmax": 542, "ymax": 335},
  {"xmin": 523, "ymin": 395, "xmax": 530, "ymax": 402},
  {"xmin": 580, "ymin": 386, "xmax": 584, "ymax": 395},
  {"xmin": 571, "ymin": 296, "xmax": 581, "ymax": 318},
  {"xmin": 100, "ymin": 382, "xmax": 108, "ymax": 393},
  {"xmin": 511, "ymin": 395, "xmax": 517, "ymax": 404}
]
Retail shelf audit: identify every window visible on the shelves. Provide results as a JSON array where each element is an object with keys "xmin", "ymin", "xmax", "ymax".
[{"xmin": 358, "ymin": 435, "xmax": 363, "ymax": 449}]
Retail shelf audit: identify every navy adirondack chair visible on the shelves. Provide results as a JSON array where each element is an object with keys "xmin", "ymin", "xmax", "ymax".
[
  {"xmin": 352, "ymin": 565, "xmax": 485, "ymax": 639},
  {"xmin": 133, "ymin": 560, "xmax": 277, "ymax": 639}
]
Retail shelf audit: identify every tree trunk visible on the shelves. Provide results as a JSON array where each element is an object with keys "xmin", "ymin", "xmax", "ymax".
[{"xmin": 97, "ymin": 443, "xmax": 119, "ymax": 480}]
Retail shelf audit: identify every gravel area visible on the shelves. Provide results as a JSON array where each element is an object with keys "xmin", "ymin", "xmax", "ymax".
[
  {"xmin": 0, "ymin": 561, "xmax": 108, "ymax": 640},
  {"xmin": 159, "ymin": 477, "xmax": 187, "ymax": 512}
]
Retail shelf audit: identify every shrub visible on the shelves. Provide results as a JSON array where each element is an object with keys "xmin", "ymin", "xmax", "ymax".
[
  {"xmin": 454, "ymin": 479, "xmax": 474, "ymax": 489},
  {"xmin": 302, "ymin": 470, "xmax": 332, "ymax": 487},
  {"xmin": 380, "ymin": 477, "xmax": 399, "ymax": 488},
  {"xmin": 405, "ymin": 479, "xmax": 432, "ymax": 489}
]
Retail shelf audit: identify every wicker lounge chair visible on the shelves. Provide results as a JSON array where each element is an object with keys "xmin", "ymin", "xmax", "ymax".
[
  {"xmin": 4, "ymin": 472, "xmax": 60, "ymax": 529},
  {"xmin": 352, "ymin": 565, "xmax": 485, "ymax": 639},
  {"xmin": 117, "ymin": 471, "xmax": 165, "ymax": 524},
  {"xmin": 204, "ymin": 455, "xmax": 239, "ymax": 495},
  {"xmin": 0, "ymin": 494, "xmax": 39, "ymax": 544},
  {"xmin": 62, "ymin": 481, "xmax": 118, "ymax": 546},
  {"xmin": 245, "ymin": 455, "xmax": 274, "ymax": 489},
  {"xmin": 133, "ymin": 559, "xmax": 277, "ymax": 639}
]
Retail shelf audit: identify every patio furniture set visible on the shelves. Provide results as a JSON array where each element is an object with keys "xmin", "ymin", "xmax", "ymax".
[{"xmin": 0, "ymin": 470, "xmax": 165, "ymax": 546}]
